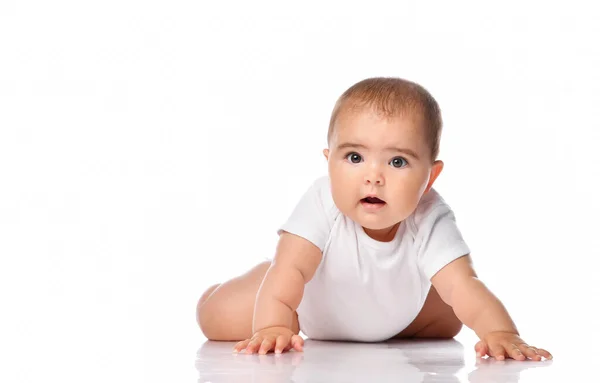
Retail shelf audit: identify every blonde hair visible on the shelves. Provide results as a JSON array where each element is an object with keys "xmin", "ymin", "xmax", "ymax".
[{"xmin": 327, "ymin": 77, "xmax": 443, "ymax": 164}]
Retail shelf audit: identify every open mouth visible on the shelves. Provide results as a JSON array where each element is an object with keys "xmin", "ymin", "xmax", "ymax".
[{"xmin": 361, "ymin": 197, "xmax": 386, "ymax": 205}]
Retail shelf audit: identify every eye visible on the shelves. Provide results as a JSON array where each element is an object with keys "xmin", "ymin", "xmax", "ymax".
[
  {"xmin": 345, "ymin": 152, "xmax": 362, "ymax": 164},
  {"xmin": 390, "ymin": 157, "xmax": 408, "ymax": 168}
]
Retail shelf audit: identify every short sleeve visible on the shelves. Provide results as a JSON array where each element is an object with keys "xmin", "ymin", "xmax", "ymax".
[
  {"xmin": 415, "ymin": 204, "xmax": 471, "ymax": 280},
  {"xmin": 276, "ymin": 176, "xmax": 337, "ymax": 252}
]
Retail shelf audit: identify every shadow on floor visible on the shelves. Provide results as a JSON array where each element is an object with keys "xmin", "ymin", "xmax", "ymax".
[{"xmin": 195, "ymin": 338, "xmax": 552, "ymax": 383}]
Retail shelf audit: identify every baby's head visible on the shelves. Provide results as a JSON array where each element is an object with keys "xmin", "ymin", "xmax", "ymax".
[{"xmin": 323, "ymin": 77, "xmax": 445, "ymax": 241}]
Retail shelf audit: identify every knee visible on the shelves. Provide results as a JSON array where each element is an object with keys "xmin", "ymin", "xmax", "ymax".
[
  {"xmin": 416, "ymin": 316, "xmax": 463, "ymax": 339},
  {"xmin": 443, "ymin": 320, "xmax": 463, "ymax": 339},
  {"xmin": 196, "ymin": 283, "xmax": 221, "ymax": 330},
  {"xmin": 436, "ymin": 317, "xmax": 463, "ymax": 338}
]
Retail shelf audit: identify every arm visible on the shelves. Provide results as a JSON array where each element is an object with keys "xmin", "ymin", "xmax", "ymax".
[
  {"xmin": 430, "ymin": 255, "xmax": 518, "ymax": 339},
  {"xmin": 431, "ymin": 255, "xmax": 552, "ymax": 360},
  {"xmin": 253, "ymin": 231, "xmax": 323, "ymax": 333}
]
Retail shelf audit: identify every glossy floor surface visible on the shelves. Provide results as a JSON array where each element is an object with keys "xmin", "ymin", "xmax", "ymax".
[{"xmin": 195, "ymin": 332, "xmax": 585, "ymax": 383}]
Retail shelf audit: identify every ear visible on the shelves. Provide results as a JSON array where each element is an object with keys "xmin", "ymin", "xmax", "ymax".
[
  {"xmin": 323, "ymin": 148, "xmax": 329, "ymax": 161},
  {"xmin": 424, "ymin": 160, "xmax": 444, "ymax": 194}
]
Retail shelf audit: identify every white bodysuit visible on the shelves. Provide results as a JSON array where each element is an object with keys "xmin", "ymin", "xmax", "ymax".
[{"xmin": 276, "ymin": 175, "xmax": 471, "ymax": 342}]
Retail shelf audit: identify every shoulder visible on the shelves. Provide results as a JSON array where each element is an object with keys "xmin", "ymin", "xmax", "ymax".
[
  {"xmin": 408, "ymin": 188, "xmax": 471, "ymax": 279},
  {"xmin": 276, "ymin": 175, "xmax": 341, "ymax": 252},
  {"xmin": 309, "ymin": 175, "xmax": 341, "ymax": 221},
  {"xmin": 311, "ymin": 174, "xmax": 330, "ymax": 192},
  {"xmin": 407, "ymin": 188, "xmax": 452, "ymax": 234}
]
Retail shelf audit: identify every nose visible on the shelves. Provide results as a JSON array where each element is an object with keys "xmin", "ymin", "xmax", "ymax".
[{"xmin": 364, "ymin": 165, "xmax": 384, "ymax": 186}]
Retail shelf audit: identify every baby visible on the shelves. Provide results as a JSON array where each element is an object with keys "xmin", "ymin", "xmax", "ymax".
[{"xmin": 196, "ymin": 77, "xmax": 552, "ymax": 361}]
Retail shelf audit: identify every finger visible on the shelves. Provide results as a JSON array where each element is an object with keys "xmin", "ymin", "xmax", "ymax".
[
  {"xmin": 282, "ymin": 340, "xmax": 294, "ymax": 352},
  {"xmin": 529, "ymin": 346, "xmax": 543, "ymax": 361},
  {"xmin": 233, "ymin": 339, "xmax": 250, "ymax": 353},
  {"xmin": 534, "ymin": 348, "xmax": 553, "ymax": 360},
  {"xmin": 258, "ymin": 338, "xmax": 275, "ymax": 355},
  {"xmin": 489, "ymin": 344, "xmax": 506, "ymax": 360},
  {"xmin": 275, "ymin": 335, "xmax": 291, "ymax": 354},
  {"xmin": 518, "ymin": 344, "xmax": 541, "ymax": 361},
  {"xmin": 474, "ymin": 341, "xmax": 488, "ymax": 358},
  {"xmin": 245, "ymin": 338, "xmax": 262, "ymax": 354},
  {"xmin": 291, "ymin": 335, "xmax": 304, "ymax": 351},
  {"xmin": 274, "ymin": 335, "xmax": 290, "ymax": 354},
  {"xmin": 506, "ymin": 343, "xmax": 526, "ymax": 361}
]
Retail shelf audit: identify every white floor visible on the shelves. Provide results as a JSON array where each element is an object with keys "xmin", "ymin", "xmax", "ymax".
[{"xmin": 195, "ymin": 330, "xmax": 587, "ymax": 383}]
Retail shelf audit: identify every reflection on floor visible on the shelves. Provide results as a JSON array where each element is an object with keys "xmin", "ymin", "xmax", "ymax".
[{"xmin": 196, "ymin": 337, "xmax": 554, "ymax": 383}]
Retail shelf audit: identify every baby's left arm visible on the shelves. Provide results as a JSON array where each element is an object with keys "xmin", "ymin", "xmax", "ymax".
[{"xmin": 431, "ymin": 255, "xmax": 553, "ymax": 361}]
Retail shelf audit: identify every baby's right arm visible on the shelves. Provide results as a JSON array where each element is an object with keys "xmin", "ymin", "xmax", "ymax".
[{"xmin": 243, "ymin": 231, "xmax": 322, "ymax": 354}]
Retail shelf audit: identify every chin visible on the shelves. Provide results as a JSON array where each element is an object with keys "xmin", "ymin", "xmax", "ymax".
[
  {"xmin": 354, "ymin": 215, "xmax": 394, "ymax": 230},
  {"xmin": 362, "ymin": 222, "xmax": 396, "ymax": 231},
  {"xmin": 358, "ymin": 212, "xmax": 408, "ymax": 230}
]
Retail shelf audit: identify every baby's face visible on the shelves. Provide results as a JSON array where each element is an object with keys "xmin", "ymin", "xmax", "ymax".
[{"xmin": 324, "ymin": 107, "xmax": 443, "ymax": 239}]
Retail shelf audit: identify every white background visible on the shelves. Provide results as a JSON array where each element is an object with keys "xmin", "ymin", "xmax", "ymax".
[{"xmin": 1, "ymin": 1, "xmax": 598, "ymax": 382}]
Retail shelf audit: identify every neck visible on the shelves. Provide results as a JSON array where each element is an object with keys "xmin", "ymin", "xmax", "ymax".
[{"xmin": 363, "ymin": 222, "xmax": 400, "ymax": 242}]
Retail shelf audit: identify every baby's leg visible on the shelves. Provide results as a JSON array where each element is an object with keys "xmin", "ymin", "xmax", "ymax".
[
  {"xmin": 390, "ymin": 285, "xmax": 463, "ymax": 339},
  {"xmin": 196, "ymin": 260, "xmax": 301, "ymax": 341}
]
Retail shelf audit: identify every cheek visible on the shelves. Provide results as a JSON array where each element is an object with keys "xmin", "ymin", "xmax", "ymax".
[
  {"xmin": 330, "ymin": 181, "xmax": 357, "ymax": 209},
  {"xmin": 387, "ymin": 183, "xmax": 423, "ymax": 207},
  {"xmin": 331, "ymin": 181, "xmax": 350, "ymax": 200}
]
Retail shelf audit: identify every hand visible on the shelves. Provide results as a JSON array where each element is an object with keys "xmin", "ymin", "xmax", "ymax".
[
  {"xmin": 475, "ymin": 331, "xmax": 552, "ymax": 361},
  {"xmin": 232, "ymin": 326, "xmax": 304, "ymax": 355}
]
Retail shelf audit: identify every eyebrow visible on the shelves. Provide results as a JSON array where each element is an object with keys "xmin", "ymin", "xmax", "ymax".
[{"xmin": 336, "ymin": 142, "xmax": 421, "ymax": 160}]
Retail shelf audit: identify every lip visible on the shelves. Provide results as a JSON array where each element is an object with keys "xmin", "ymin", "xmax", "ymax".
[
  {"xmin": 360, "ymin": 200, "xmax": 386, "ymax": 212},
  {"xmin": 364, "ymin": 193, "xmax": 383, "ymax": 200}
]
